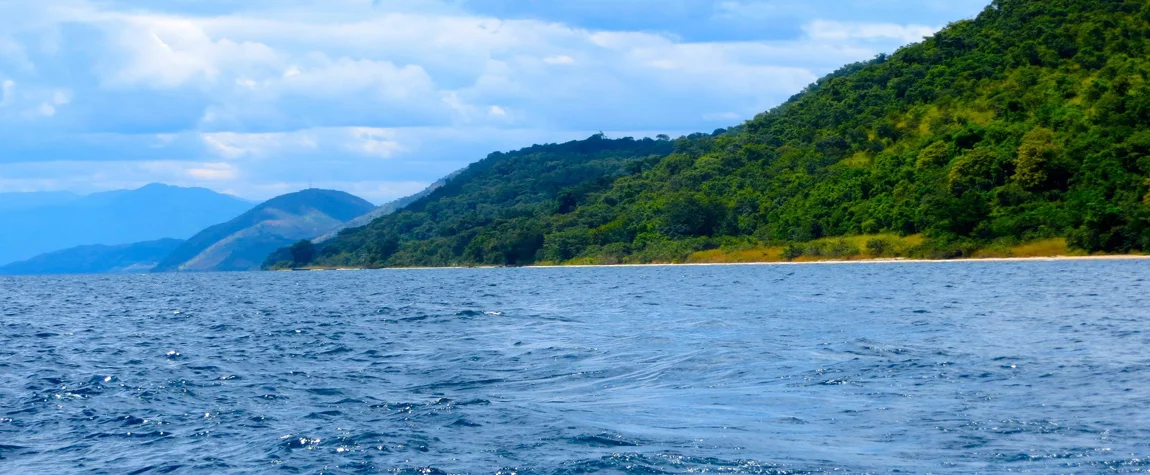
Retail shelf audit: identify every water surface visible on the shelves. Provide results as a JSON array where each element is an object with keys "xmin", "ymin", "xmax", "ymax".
[{"xmin": 2, "ymin": 261, "xmax": 1149, "ymax": 473}]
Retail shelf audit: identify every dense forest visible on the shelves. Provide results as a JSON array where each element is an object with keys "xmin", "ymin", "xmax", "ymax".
[
  {"xmin": 270, "ymin": 137, "xmax": 674, "ymax": 268},
  {"xmin": 273, "ymin": 0, "xmax": 1150, "ymax": 269}
]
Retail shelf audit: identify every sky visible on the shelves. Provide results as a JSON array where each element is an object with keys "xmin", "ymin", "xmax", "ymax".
[{"xmin": 0, "ymin": 0, "xmax": 991, "ymax": 203}]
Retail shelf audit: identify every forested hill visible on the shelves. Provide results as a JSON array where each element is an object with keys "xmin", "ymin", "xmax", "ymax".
[
  {"xmin": 286, "ymin": 0, "xmax": 1150, "ymax": 268},
  {"xmin": 270, "ymin": 136, "xmax": 674, "ymax": 268}
]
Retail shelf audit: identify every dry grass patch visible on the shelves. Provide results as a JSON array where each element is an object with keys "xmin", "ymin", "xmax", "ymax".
[
  {"xmin": 687, "ymin": 247, "xmax": 786, "ymax": 264},
  {"xmin": 842, "ymin": 152, "xmax": 872, "ymax": 168},
  {"xmin": 973, "ymin": 238, "xmax": 1081, "ymax": 258}
]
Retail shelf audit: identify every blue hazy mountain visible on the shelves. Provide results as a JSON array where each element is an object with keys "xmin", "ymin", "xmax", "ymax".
[
  {"xmin": 0, "ymin": 184, "xmax": 253, "ymax": 265},
  {"xmin": 153, "ymin": 189, "xmax": 376, "ymax": 272},
  {"xmin": 0, "ymin": 239, "xmax": 186, "ymax": 275}
]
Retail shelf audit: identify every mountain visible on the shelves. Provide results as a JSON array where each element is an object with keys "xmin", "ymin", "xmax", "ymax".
[
  {"xmin": 313, "ymin": 173, "xmax": 458, "ymax": 244},
  {"xmin": 0, "ymin": 239, "xmax": 185, "ymax": 275},
  {"xmin": 0, "ymin": 184, "xmax": 253, "ymax": 265},
  {"xmin": 154, "ymin": 189, "xmax": 376, "ymax": 272},
  {"xmin": 287, "ymin": 0, "xmax": 1150, "ymax": 268}
]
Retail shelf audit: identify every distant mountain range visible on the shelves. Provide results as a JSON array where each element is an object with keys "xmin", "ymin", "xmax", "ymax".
[
  {"xmin": 0, "ymin": 184, "xmax": 253, "ymax": 266},
  {"xmin": 0, "ymin": 239, "xmax": 185, "ymax": 275},
  {"xmin": 152, "ymin": 189, "xmax": 376, "ymax": 272},
  {"xmin": 0, "ymin": 185, "xmax": 394, "ymax": 275}
]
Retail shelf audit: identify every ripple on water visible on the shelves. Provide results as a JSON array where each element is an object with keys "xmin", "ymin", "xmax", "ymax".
[{"xmin": 1, "ymin": 262, "xmax": 1149, "ymax": 473}]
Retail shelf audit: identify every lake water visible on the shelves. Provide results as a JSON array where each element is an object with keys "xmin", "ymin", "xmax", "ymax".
[{"xmin": 2, "ymin": 261, "xmax": 1150, "ymax": 473}]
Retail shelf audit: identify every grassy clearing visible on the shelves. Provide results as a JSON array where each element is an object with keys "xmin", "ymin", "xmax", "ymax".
[
  {"xmin": 687, "ymin": 247, "xmax": 786, "ymax": 264},
  {"xmin": 841, "ymin": 151, "xmax": 872, "ymax": 169},
  {"xmin": 972, "ymin": 238, "xmax": 1079, "ymax": 258},
  {"xmin": 972, "ymin": 238, "xmax": 1146, "ymax": 259},
  {"xmin": 684, "ymin": 234, "xmax": 925, "ymax": 264},
  {"xmin": 682, "ymin": 235, "xmax": 1098, "ymax": 264}
]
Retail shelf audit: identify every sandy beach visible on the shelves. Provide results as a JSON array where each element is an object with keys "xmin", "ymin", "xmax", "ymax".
[
  {"xmin": 298, "ymin": 253, "xmax": 1150, "ymax": 272},
  {"xmin": 531, "ymin": 254, "xmax": 1150, "ymax": 269}
]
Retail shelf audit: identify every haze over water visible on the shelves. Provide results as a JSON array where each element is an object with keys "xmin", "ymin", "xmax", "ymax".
[{"xmin": 2, "ymin": 261, "xmax": 1149, "ymax": 473}]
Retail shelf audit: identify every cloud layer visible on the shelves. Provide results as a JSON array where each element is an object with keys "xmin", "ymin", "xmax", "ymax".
[{"xmin": 0, "ymin": 0, "xmax": 989, "ymax": 202}]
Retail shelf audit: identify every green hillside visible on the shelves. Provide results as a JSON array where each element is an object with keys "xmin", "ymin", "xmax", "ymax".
[
  {"xmin": 311, "ymin": 173, "xmax": 457, "ymax": 244},
  {"xmin": 292, "ymin": 0, "xmax": 1150, "ymax": 268}
]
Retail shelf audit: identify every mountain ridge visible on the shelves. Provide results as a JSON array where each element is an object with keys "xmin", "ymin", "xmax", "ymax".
[
  {"xmin": 0, "ymin": 239, "xmax": 186, "ymax": 275},
  {"xmin": 155, "ymin": 189, "xmax": 375, "ymax": 272}
]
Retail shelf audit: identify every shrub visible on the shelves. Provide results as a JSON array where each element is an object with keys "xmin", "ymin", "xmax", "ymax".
[
  {"xmin": 783, "ymin": 244, "xmax": 804, "ymax": 260},
  {"xmin": 829, "ymin": 240, "xmax": 860, "ymax": 258}
]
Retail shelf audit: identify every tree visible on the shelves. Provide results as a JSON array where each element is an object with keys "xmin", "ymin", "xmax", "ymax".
[
  {"xmin": 1013, "ymin": 128, "xmax": 1057, "ymax": 189},
  {"xmin": 916, "ymin": 141, "xmax": 950, "ymax": 169},
  {"xmin": 658, "ymin": 193, "xmax": 726, "ymax": 237},
  {"xmin": 948, "ymin": 147, "xmax": 998, "ymax": 194},
  {"xmin": 289, "ymin": 240, "xmax": 316, "ymax": 267}
]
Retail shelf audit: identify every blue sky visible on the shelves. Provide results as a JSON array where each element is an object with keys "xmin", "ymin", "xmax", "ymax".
[{"xmin": 0, "ymin": 0, "xmax": 990, "ymax": 203}]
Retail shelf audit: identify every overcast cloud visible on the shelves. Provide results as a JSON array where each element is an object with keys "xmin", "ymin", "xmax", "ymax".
[{"xmin": 0, "ymin": 0, "xmax": 990, "ymax": 202}]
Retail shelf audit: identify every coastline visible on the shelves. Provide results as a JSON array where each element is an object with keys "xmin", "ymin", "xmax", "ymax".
[
  {"xmin": 293, "ymin": 253, "xmax": 1150, "ymax": 272},
  {"xmin": 533, "ymin": 254, "xmax": 1150, "ymax": 269}
]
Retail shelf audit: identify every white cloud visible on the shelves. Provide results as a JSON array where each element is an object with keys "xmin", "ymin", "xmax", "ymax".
[
  {"xmin": 0, "ymin": 80, "xmax": 13, "ymax": 107},
  {"xmin": 69, "ymin": 6, "xmax": 877, "ymax": 132},
  {"xmin": 714, "ymin": 1, "xmax": 792, "ymax": 20},
  {"xmin": 543, "ymin": 55, "xmax": 575, "ymax": 65},
  {"xmin": 703, "ymin": 112, "xmax": 740, "ymax": 122},
  {"xmin": 0, "ymin": 37, "xmax": 34, "ymax": 73},
  {"xmin": 35, "ymin": 89, "xmax": 73, "ymax": 117},
  {"xmin": 0, "ymin": 81, "xmax": 73, "ymax": 119},
  {"xmin": 7, "ymin": 2, "xmax": 922, "ymax": 134},
  {"xmin": 98, "ymin": 14, "xmax": 281, "ymax": 89},
  {"xmin": 0, "ymin": 0, "xmax": 956, "ymax": 198},
  {"xmin": 0, "ymin": 159, "xmax": 244, "ymax": 194},
  {"xmin": 52, "ymin": 90, "xmax": 71, "ymax": 105},
  {"xmin": 186, "ymin": 162, "xmax": 238, "ymax": 180},
  {"xmin": 347, "ymin": 127, "xmax": 402, "ymax": 158},
  {"xmin": 0, "ymin": 156, "xmax": 426, "ymax": 202},
  {"xmin": 201, "ymin": 131, "xmax": 318, "ymax": 159},
  {"xmin": 804, "ymin": 20, "xmax": 937, "ymax": 43},
  {"xmin": 241, "ymin": 179, "xmax": 432, "ymax": 204},
  {"xmin": 0, "ymin": 125, "xmax": 689, "ymax": 200}
]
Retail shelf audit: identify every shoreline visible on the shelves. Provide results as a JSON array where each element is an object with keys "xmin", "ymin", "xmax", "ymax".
[
  {"xmin": 299, "ymin": 254, "xmax": 1150, "ymax": 272},
  {"xmin": 536, "ymin": 254, "xmax": 1150, "ymax": 268}
]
